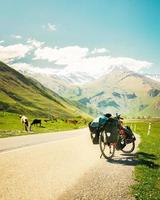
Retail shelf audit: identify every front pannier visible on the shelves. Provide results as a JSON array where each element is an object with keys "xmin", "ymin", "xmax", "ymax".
[{"xmin": 88, "ymin": 115, "xmax": 108, "ymax": 144}]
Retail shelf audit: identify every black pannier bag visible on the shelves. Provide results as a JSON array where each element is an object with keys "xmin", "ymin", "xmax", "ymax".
[
  {"xmin": 104, "ymin": 118, "xmax": 119, "ymax": 144},
  {"xmin": 116, "ymin": 126, "xmax": 136, "ymax": 150},
  {"xmin": 116, "ymin": 137, "xmax": 126, "ymax": 150},
  {"xmin": 124, "ymin": 126, "xmax": 136, "ymax": 143},
  {"xmin": 88, "ymin": 122, "xmax": 100, "ymax": 144},
  {"xmin": 88, "ymin": 115, "xmax": 109, "ymax": 144}
]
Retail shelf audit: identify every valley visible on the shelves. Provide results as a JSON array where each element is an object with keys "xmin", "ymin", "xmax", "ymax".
[
  {"xmin": 0, "ymin": 61, "xmax": 91, "ymax": 137},
  {"xmin": 18, "ymin": 65, "xmax": 160, "ymax": 118}
]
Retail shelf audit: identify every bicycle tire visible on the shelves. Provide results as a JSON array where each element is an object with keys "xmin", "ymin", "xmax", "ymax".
[
  {"xmin": 121, "ymin": 140, "xmax": 135, "ymax": 153},
  {"xmin": 99, "ymin": 131, "xmax": 115, "ymax": 159}
]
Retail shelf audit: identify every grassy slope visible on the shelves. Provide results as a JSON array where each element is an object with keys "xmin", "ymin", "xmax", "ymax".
[
  {"xmin": 0, "ymin": 61, "xmax": 92, "ymax": 137},
  {"xmin": 0, "ymin": 61, "xmax": 90, "ymax": 119},
  {"xmin": 128, "ymin": 120, "xmax": 160, "ymax": 199}
]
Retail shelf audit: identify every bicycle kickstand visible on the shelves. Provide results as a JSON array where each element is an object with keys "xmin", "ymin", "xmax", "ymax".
[{"xmin": 100, "ymin": 153, "xmax": 103, "ymax": 158}]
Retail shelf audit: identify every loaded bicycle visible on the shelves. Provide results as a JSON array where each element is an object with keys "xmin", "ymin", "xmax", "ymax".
[{"xmin": 89, "ymin": 114, "xmax": 136, "ymax": 159}]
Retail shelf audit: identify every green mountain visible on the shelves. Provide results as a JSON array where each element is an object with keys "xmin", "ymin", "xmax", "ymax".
[
  {"xmin": 10, "ymin": 63, "xmax": 160, "ymax": 118},
  {"xmin": 0, "ymin": 61, "xmax": 90, "ymax": 119},
  {"xmin": 51, "ymin": 67, "xmax": 159, "ymax": 118},
  {"xmin": 75, "ymin": 67, "xmax": 160, "ymax": 117}
]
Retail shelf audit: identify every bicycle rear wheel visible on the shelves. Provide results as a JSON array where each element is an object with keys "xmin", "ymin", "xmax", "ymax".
[
  {"xmin": 99, "ymin": 131, "xmax": 115, "ymax": 159},
  {"xmin": 121, "ymin": 140, "xmax": 135, "ymax": 153}
]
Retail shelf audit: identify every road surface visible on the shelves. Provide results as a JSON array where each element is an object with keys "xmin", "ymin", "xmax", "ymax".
[{"xmin": 0, "ymin": 128, "xmax": 139, "ymax": 200}]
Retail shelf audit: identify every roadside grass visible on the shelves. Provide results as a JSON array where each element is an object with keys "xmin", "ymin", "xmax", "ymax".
[
  {"xmin": 126, "ymin": 120, "xmax": 160, "ymax": 200},
  {"xmin": 0, "ymin": 112, "xmax": 89, "ymax": 138}
]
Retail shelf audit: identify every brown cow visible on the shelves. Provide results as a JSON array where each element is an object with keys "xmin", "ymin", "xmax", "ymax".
[{"xmin": 67, "ymin": 119, "xmax": 78, "ymax": 125}]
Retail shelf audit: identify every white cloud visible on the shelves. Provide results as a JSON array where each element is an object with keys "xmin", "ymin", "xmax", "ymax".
[
  {"xmin": 34, "ymin": 46, "xmax": 89, "ymax": 64},
  {"xmin": 42, "ymin": 23, "xmax": 57, "ymax": 32},
  {"xmin": 11, "ymin": 35, "xmax": 22, "ymax": 39},
  {"xmin": 0, "ymin": 43, "xmax": 32, "ymax": 63},
  {"xmin": 66, "ymin": 56, "xmax": 152, "ymax": 77},
  {"xmin": 11, "ymin": 62, "xmax": 59, "ymax": 75},
  {"xmin": 33, "ymin": 44, "xmax": 152, "ymax": 77},
  {"xmin": 0, "ymin": 38, "xmax": 152, "ymax": 82},
  {"xmin": 0, "ymin": 39, "xmax": 45, "ymax": 64},
  {"xmin": 91, "ymin": 48, "xmax": 109, "ymax": 54},
  {"xmin": 0, "ymin": 40, "xmax": 4, "ymax": 44},
  {"xmin": 10, "ymin": 62, "xmax": 31, "ymax": 71},
  {"xmin": 108, "ymin": 57, "xmax": 152, "ymax": 72},
  {"xmin": 48, "ymin": 23, "xmax": 56, "ymax": 31},
  {"xmin": 27, "ymin": 38, "xmax": 44, "ymax": 48}
]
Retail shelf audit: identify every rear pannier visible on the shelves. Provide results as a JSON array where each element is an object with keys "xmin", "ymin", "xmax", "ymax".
[{"xmin": 104, "ymin": 118, "xmax": 119, "ymax": 143}]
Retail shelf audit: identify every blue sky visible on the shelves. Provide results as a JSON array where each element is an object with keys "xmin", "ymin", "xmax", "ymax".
[{"xmin": 0, "ymin": 0, "xmax": 160, "ymax": 76}]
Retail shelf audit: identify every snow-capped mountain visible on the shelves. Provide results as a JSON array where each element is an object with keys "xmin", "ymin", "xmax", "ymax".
[
  {"xmin": 145, "ymin": 74, "xmax": 160, "ymax": 82},
  {"xmin": 59, "ymin": 72, "xmax": 96, "ymax": 84},
  {"xmin": 9, "ymin": 63, "xmax": 160, "ymax": 117},
  {"xmin": 12, "ymin": 67, "xmax": 95, "ymax": 95},
  {"xmin": 11, "ymin": 65, "xmax": 96, "ymax": 85}
]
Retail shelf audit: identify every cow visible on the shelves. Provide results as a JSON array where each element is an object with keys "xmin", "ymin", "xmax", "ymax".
[
  {"xmin": 66, "ymin": 119, "xmax": 78, "ymax": 125},
  {"xmin": 44, "ymin": 119, "xmax": 51, "ymax": 123},
  {"xmin": 44, "ymin": 118, "xmax": 57, "ymax": 123},
  {"xmin": 31, "ymin": 119, "xmax": 42, "ymax": 126},
  {"xmin": 19, "ymin": 115, "xmax": 31, "ymax": 132},
  {"xmin": 78, "ymin": 119, "xmax": 87, "ymax": 124}
]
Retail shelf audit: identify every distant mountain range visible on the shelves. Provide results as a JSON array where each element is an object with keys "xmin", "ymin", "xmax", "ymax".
[
  {"xmin": 10, "ymin": 63, "xmax": 160, "ymax": 118},
  {"xmin": 145, "ymin": 74, "xmax": 160, "ymax": 82},
  {"xmin": 75, "ymin": 68, "xmax": 160, "ymax": 117},
  {"xmin": 0, "ymin": 61, "xmax": 90, "ymax": 119},
  {"xmin": 16, "ymin": 67, "xmax": 96, "ymax": 85}
]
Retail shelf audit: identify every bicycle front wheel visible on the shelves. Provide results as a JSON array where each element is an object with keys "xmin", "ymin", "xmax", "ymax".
[{"xmin": 99, "ymin": 131, "xmax": 115, "ymax": 159}]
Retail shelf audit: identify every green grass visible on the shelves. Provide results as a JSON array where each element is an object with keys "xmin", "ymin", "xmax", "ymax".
[
  {"xmin": 0, "ymin": 112, "xmax": 89, "ymax": 138},
  {"xmin": 126, "ymin": 120, "xmax": 160, "ymax": 200}
]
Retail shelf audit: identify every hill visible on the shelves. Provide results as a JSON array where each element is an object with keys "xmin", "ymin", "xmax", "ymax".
[
  {"xmin": 76, "ymin": 67, "xmax": 160, "ymax": 117},
  {"xmin": 0, "ymin": 61, "xmax": 90, "ymax": 119}
]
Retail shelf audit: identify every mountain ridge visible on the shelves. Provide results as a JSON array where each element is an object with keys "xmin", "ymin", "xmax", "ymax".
[
  {"xmin": 0, "ymin": 61, "xmax": 90, "ymax": 119},
  {"xmin": 63, "ymin": 68, "xmax": 160, "ymax": 117},
  {"xmin": 7, "ymin": 63, "xmax": 160, "ymax": 117}
]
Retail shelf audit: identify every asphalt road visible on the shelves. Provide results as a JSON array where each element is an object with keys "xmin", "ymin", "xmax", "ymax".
[{"xmin": 0, "ymin": 128, "xmax": 139, "ymax": 200}]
